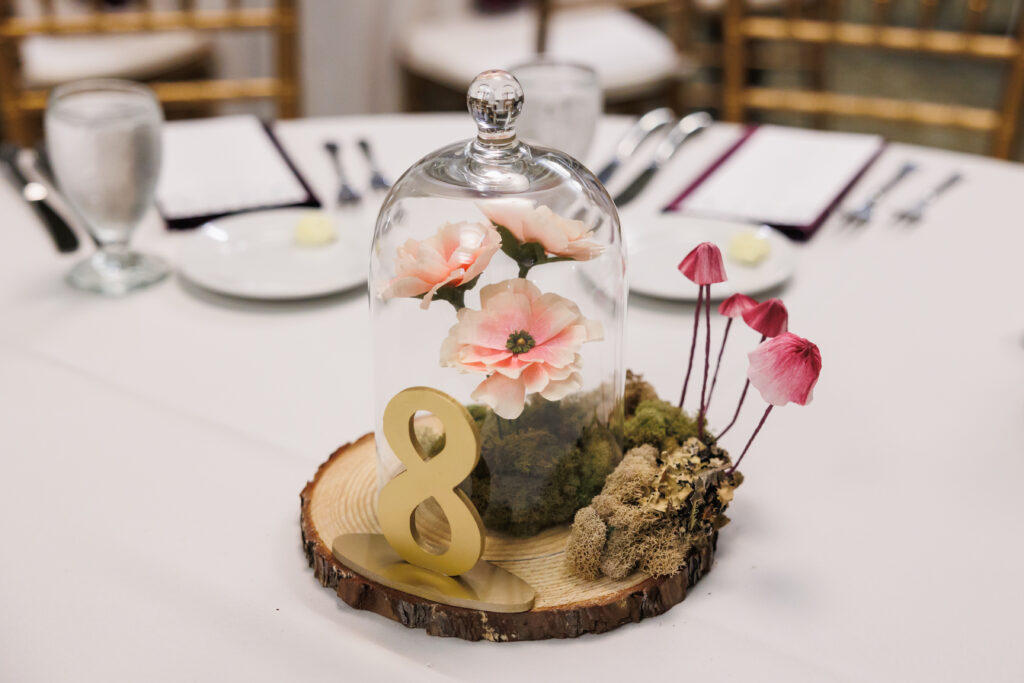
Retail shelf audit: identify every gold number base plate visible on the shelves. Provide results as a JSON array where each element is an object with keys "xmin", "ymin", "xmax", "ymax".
[{"xmin": 332, "ymin": 533, "xmax": 537, "ymax": 613}]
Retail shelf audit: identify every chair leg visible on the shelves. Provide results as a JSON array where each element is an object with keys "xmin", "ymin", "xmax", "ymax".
[
  {"xmin": 402, "ymin": 67, "xmax": 426, "ymax": 112},
  {"xmin": 807, "ymin": 42, "xmax": 828, "ymax": 129}
]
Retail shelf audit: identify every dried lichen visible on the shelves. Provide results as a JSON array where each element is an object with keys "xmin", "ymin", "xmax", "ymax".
[
  {"xmin": 565, "ymin": 507, "xmax": 606, "ymax": 580},
  {"xmin": 565, "ymin": 436, "xmax": 743, "ymax": 580}
]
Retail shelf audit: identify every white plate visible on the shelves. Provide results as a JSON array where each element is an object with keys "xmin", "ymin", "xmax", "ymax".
[
  {"xmin": 178, "ymin": 208, "xmax": 368, "ymax": 300},
  {"xmin": 622, "ymin": 213, "xmax": 797, "ymax": 301}
]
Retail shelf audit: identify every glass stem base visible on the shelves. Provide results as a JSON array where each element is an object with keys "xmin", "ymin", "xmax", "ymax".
[{"xmin": 67, "ymin": 248, "xmax": 169, "ymax": 295}]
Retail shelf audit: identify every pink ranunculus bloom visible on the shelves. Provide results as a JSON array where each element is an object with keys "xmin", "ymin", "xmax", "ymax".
[
  {"xmin": 440, "ymin": 278, "xmax": 603, "ymax": 419},
  {"xmin": 478, "ymin": 199, "xmax": 602, "ymax": 261},
  {"xmin": 742, "ymin": 298, "xmax": 788, "ymax": 337},
  {"xmin": 380, "ymin": 221, "xmax": 501, "ymax": 309},
  {"xmin": 747, "ymin": 332, "xmax": 822, "ymax": 406},
  {"xmin": 718, "ymin": 293, "xmax": 758, "ymax": 319},
  {"xmin": 678, "ymin": 242, "xmax": 727, "ymax": 285}
]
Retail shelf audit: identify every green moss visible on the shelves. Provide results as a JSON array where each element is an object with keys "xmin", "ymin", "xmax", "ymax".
[
  {"xmin": 459, "ymin": 390, "xmax": 623, "ymax": 537},
  {"xmin": 622, "ymin": 399, "xmax": 703, "ymax": 451}
]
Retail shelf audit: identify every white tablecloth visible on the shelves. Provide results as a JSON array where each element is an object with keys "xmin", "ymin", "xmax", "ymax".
[{"xmin": 2, "ymin": 115, "xmax": 1023, "ymax": 682}]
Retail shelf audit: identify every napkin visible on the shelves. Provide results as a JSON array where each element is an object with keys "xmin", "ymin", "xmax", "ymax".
[
  {"xmin": 664, "ymin": 125, "xmax": 884, "ymax": 239},
  {"xmin": 156, "ymin": 115, "xmax": 319, "ymax": 229}
]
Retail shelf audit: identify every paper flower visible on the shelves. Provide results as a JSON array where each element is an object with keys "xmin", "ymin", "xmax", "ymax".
[
  {"xmin": 381, "ymin": 221, "xmax": 500, "ymax": 309},
  {"xmin": 718, "ymin": 297, "xmax": 791, "ymax": 438},
  {"xmin": 741, "ymin": 298, "xmax": 788, "ymax": 338},
  {"xmin": 440, "ymin": 278, "xmax": 603, "ymax": 419},
  {"xmin": 718, "ymin": 293, "xmax": 758, "ymax": 318},
  {"xmin": 728, "ymin": 333, "xmax": 822, "ymax": 473},
  {"xmin": 747, "ymin": 333, "xmax": 822, "ymax": 407},
  {"xmin": 706, "ymin": 293, "xmax": 759, "ymax": 411},
  {"xmin": 478, "ymin": 199, "xmax": 602, "ymax": 272},
  {"xmin": 676, "ymin": 242, "xmax": 727, "ymax": 438},
  {"xmin": 677, "ymin": 242, "xmax": 727, "ymax": 285}
]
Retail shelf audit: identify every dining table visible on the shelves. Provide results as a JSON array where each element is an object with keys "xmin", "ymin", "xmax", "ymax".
[{"xmin": 2, "ymin": 113, "xmax": 1023, "ymax": 683}]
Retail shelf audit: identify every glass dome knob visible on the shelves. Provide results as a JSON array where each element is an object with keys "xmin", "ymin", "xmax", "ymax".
[{"xmin": 467, "ymin": 70, "xmax": 524, "ymax": 144}]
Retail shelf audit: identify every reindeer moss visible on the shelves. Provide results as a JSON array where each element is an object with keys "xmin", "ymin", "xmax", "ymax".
[{"xmin": 565, "ymin": 436, "xmax": 743, "ymax": 580}]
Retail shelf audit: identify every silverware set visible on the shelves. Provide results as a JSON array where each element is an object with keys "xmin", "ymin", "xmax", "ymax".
[
  {"xmin": 599, "ymin": 110, "xmax": 713, "ymax": 208},
  {"xmin": 892, "ymin": 171, "xmax": 962, "ymax": 225},
  {"xmin": 1, "ymin": 143, "xmax": 79, "ymax": 252},
  {"xmin": 611, "ymin": 112, "xmax": 713, "ymax": 208},
  {"xmin": 323, "ymin": 138, "xmax": 391, "ymax": 208},
  {"xmin": 840, "ymin": 161, "xmax": 962, "ymax": 227}
]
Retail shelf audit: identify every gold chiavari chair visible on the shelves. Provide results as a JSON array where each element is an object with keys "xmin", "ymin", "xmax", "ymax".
[
  {"xmin": 721, "ymin": 0, "xmax": 1024, "ymax": 158},
  {"xmin": 0, "ymin": 0, "xmax": 301, "ymax": 146}
]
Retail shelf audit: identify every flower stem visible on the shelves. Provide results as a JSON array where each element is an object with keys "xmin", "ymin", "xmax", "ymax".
[
  {"xmin": 706, "ymin": 318, "xmax": 733, "ymax": 412},
  {"xmin": 698, "ymin": 285, "xmax": 712, "ymax": 439},
  {"xmin": 728, "ymin": 405, "xmax": 773, "ymax": 474},
  {"xmin": 717, "ymin": 333, "xmax": 766, "ymax": 439},
  {"xmin": 679, "ymin": 284, "xmax": 704, "ymax": 409}
]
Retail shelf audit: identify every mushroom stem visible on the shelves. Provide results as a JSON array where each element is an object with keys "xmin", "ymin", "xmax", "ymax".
[
  {"xmin": 698, "ymin": 285, "xmax": 712, "ymax": 438},
  {"xmin": 678, "ymin": 284, "xmax": 704, "ymax": 409},
  {"xmin": 706, "ymin": 318, "xmax": 733, "ymax": 412},
  {"xmin": 717, "ymin": 333, "xmax": 766, "ymax": 439},
  {"xmin": 728, "ymin": 405, "xmax": 772, "ymax": 474}
]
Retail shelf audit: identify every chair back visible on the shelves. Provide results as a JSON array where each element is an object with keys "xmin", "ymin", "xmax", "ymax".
[
  {"xmin": 0, "ymin": 0, "xmax": 300, "ymax": 145},
  {"xmin": 722, "ymin": 0, "xmax": 1024, "ymax": 158}
]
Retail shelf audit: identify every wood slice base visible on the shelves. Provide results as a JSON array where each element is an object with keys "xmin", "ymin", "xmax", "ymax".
[{"xmin": 300, "ymin": 433, "xmax": 719, "ymax": 641}]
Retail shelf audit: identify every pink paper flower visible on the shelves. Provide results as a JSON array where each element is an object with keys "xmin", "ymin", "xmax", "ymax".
[
  {"xmin": 440, "ymin": 278, "xmax": 603, "ymax": 419},
  {"xmin": 381, "ymin": 221, "xmax": 500, "ymax": 309},
  {"xmin": 706, "ymin": 294, "xmax": 758, "ymax": 411},
  {"xmin": 727, "ymin": 333, "xmax": 822, "ymax": 474},
  {"xmin": 677, "ymin": 242, "xmax": 727, "ymax": 438},
  {"xmin": 678, "ymin": 242, "xmax": 727, "ymax": 285},
  {"xmin": 478, "ymin": 199, "xmax": 602, "ymax": 261},
  {"xmin": 747, "ymin": 333, "xmax": 822, "ymax": 406},
  {"xmin": 718, "ymin": 293, "xmax": 758, "ymax": 319},
  {"xmin": 719, "ymin": 298, "xmax": 789, "ymax": 438},
  {"xmin": 742, "ymin": 298, "xmax": 788, "ymax": 338}
]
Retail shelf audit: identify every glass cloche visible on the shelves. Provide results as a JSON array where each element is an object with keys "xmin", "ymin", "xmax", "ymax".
[{"xmin": 370, "ymin": 70, "xmax": 626, "ymax": 540}]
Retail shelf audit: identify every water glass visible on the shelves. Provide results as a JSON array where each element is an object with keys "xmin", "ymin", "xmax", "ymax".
[
  {"xmin": 510, "ymin": 60, "xmax": 602, "ymax": 161},
  {"xmin": 45, "ymin": 79, "xmax": 167, "ymax": 295}
]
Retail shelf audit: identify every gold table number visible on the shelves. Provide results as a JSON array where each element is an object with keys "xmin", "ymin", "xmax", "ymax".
[{"xmin": 377, "ymin": 386, "xmax": 485, "ymax": 576}]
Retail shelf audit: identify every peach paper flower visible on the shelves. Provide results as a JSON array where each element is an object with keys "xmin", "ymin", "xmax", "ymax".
[
  {"xmin": 381, "ymin": 221, "xmax": 500, "ymax": 309},
  {"xmin": 440, "ymin": 278, "xmax": 603, "ymax": 419},
  {"xmin": 478, "ymin": 199, "xmax": 602, "ymax": 261}
]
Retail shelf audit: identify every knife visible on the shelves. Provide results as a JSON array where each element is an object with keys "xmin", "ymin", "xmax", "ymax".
[
  {"xmin": 612, "ymin": 111, "xmax": 713, "ymax": 208},
  {"xmin": 0, "ymin": 143, "xmax": 79, "ymax": 253},
  {"xmin": 595, "ymin": 107, "xmax": 675, "ymax": 185}
]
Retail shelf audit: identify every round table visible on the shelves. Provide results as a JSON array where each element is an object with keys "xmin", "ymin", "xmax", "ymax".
[{"xmin": 2, "ymin": 114, "xmax": 1022, "ymax": 682}]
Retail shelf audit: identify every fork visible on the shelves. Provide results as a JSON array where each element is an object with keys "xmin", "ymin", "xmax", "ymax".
[
  {"xmin": 357, "ymin": 139, "xmax": 392, "ymax": 191},
  {"xmin": 893, "ymin": 171, "xmax": 963, "ymax": 225},
  {"xmin": 323, "ymin": 141, "xmax": 361, "ymax": 206},
  {"xmin": 842, "ymin": 161, "xmax": 917, "ymax": 226}
]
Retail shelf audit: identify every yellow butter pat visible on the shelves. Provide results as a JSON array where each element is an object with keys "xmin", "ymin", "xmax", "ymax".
[
  {"xmin": 294, "ymin": 211, "xmax": 337, "ymax": 247},
  {"xmin": 728, "ymin": 229, "xmax": 771, "ymax": 266}
]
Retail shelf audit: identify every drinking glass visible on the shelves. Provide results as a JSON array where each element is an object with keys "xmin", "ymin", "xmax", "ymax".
[
  {"xmin": 510, "ymin": 60, "xmax": 602, "ymax": 161},
  {"xmin": 45, "ymin": 79, "xmax": 167, "ymax": 295}
]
